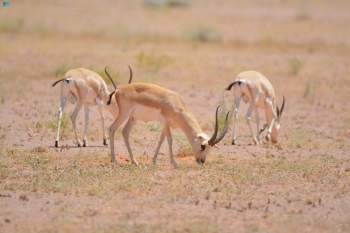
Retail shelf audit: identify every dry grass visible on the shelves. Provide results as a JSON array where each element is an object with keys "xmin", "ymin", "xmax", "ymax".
[{"xmin": 1, "ymin": 0, "xmax": 350, "ymax": 232}]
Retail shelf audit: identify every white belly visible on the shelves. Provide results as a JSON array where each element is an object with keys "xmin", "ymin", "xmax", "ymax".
[{"xmin": 132, "ymin": 104, "xmax": 162, "ymax": 123}]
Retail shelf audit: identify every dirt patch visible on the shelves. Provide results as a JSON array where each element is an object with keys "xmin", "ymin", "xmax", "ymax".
[{"xmin": 1, "ymin": 0, "xmax": 350, "ymax": 232}]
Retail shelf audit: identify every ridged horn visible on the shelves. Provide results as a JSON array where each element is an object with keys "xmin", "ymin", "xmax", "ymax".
[
  {"xmin": 208, "ymin": 106, "xmax": 220, "ymax": 146},
  {"xmin": 105, "ymin": 66, "xmax": 117, "ymax": 90},
  {"xmin": 127, "ymin": 65, "xmax": 132, "ymax": 84},
  {"xmin": 213, "ymin": 111, "xmax": 230, "ymax": 145}
]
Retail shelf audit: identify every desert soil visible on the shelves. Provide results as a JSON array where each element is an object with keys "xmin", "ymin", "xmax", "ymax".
[{"xmin": 0, "ymin": 0, "xmax": 350, "ymax": 232}]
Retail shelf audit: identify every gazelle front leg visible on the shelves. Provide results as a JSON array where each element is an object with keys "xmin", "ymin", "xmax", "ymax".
[
  {"xmin": 254, "ymin": 108, "xmax": 262, "ymax": 144},
  {"xmin": 164, "ymin": 124, "xmax": 178, "ymax": 168},
  {"xmin": 121, "ymin": 117, "xmax": 138, "ymax": 165},
  {"xmin": 265, "ymin": 99, "xmax": 276, "ymax": 142},
  {"xmin": 96, "ymin": 99, "xmax": 109, "ymax": 146},
  {"xmin": 232, "ymin": 97, "xmax": 241, "ymax": 145},
  {"xmin": 245, "ymin": 102, "xmax": 259, "ymax": 145},
  {"xmin": 152, "ymin": 127, "xmax": 166, "ymax": 165}
]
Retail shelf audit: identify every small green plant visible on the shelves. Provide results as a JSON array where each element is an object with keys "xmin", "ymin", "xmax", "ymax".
[
  {"xmin": 143, "ymin": 0, "xmax": 191, "ymax": 8},
  {"xmin": 0, "ymin": 134, "xmax": 6, "ymax": 167},
  {"xmin": 136, "ymin": 51, "xmax": 171, "ymax": 71},
  {"xmin": 215, "ymin": 92, "xmax": 231, "ymax": 131},
  {"xmin": 147, "ymin": 123, "xmax": 161, "ymax": 132},
  {"xmin": 303, "ymin": 80, "xmax": 316, "ymax": 104},
  {"xmin": 45, "ymin": 112, "xmax": 71, "ymax": 138},
  {"xmin": 174, "ymin": 135, "xmax": 192, "ymax": 157},
  {"xmin": 289, "ymin": 58, "xmax": 304, "ymax": 76},
  {"xmin": 0, "ymin": 18, "xmax": 24, "ymax": 33},
  {"xmin": 186, "ymin": 26, "xmax": 222, "ymax": 43}
]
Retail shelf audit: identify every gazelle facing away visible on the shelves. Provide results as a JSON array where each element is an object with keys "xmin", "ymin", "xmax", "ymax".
[
  {"xmin": 52, "ymin": 66, "xmax": 132, "ymax": 148},
  {"xmin": 106, "ymin": 80, "xmax": 230, "ymax": 167},
  {"xmin": 225, "ymin": 70, "xmax": 285, "ymax": 145}
]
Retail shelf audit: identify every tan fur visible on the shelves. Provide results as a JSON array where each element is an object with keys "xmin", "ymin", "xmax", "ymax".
[
  {"xmin": 54, "ymin": 68, "xmax": 119, "ymax": 148},
  {"xmin": 108, "ymin": 83, "xmax": 225, "ymax": 167},
  {"xmin": 226, "ymin": 70, "xmax": 284, "ymax": 145}
]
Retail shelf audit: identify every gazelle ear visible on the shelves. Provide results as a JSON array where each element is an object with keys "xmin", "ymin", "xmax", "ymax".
[{"xmin": 198, "ymin": 135, "xmax": 204, "ymax": 141}]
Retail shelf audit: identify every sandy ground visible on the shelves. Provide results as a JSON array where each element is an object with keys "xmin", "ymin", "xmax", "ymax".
[{"xmin": 0, "ymin": 0, "xmax": 350, "ymax": 232}]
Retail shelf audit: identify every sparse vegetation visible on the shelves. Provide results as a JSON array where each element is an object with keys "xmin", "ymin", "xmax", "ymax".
[
  {"xmin": 289, "ymin": 58, "xmax": 304, "ymax": 76},
  {"xmin": 136, "ymin": 51, "xmax": 171, "ymax": 71},
  {"xmin": 186, "ymin": 26, "xmax": 222, "ymax": 43},
  {"xmin": 1, "ymin": 0, "xmax": 350, "ymax": 232},
  {"xmin": 0, "ymin": 17, "xmax": 24, "ymax": 33},
  {"xmin": 174, "ymin": 134, "xmax": 192, "ymax": 157},
  {"xmin": 143, "ymin": 0, "xmax": 191, "ymax": 8}
]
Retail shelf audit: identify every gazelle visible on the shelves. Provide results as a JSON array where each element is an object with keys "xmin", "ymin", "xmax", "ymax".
[
  {"xmin": 225, "ymin": 70, "xmax": 285, "ymax": 145},
  {"xmin": 105, "ymin": 78, "xmax": 230, "ymax": 167},
  {"xmin": 52, "ymin": 66, "xmax": 132, "ymax": 148}
]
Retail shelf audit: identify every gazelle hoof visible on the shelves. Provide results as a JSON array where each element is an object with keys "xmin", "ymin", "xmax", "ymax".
[
  {"xmin": 83, "ymin": 141, "xmax": 88, "ymax": 147},
  {"xmin": 55, "ymin": 141, "xmax": 59, "ymax": 148},
  {"xmin": 231, "ymin": 140, "xmax": 236, "ymax": 145},
  {"xmin": 265, "ymin": 134, "xmax": 270, "ymax": 142},
  {"xmin": 103, "ymin": 139, "xmax": 109, "ymax": 146}
]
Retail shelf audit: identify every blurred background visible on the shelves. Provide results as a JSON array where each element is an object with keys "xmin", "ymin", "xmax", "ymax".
[
  {"xmin": 1, "ymin": 0, "xmax": 349, "ymax": 91},
  {"xmin": 1, "ymin": 0, "xmax": 350, "ymax": 137}
]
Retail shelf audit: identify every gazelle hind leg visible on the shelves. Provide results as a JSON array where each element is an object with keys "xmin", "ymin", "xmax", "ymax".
[
  {"xmin": 108, "ymin": 110, "xmax": 131, "ymax": 164},
  {"xmin": 82, "ymin": 103, "xmax": 89, "ymax": 147},
  {"xmin": 71, "ymin": 101, "xmax": 84, "ymax": 147},
  {"xmin": 121, "ymin": 117, "xmax": 138, "ymax": 165},
  {"xmin": 55, "ymin": 96, "xmax": 68, "ymax": 148},
  {"xmin": 232, "ymin": 97, "xmax": 241, "ymax": 145}
]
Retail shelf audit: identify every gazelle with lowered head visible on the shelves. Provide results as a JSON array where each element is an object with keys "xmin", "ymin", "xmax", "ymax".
[
  {"xmin": 105, "ymin": 72, "xmax": 230, "ymax": 167},
  {"xmin": 52, "ymin": 66, "xmax": 132, "ymax": 148},
  {"xmin": 225, "ymin": 70, "xmax": 285, "ymax": 145}
]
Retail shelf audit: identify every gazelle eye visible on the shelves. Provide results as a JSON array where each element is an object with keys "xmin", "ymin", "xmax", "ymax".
[{"xmin": 201, "ymin": 145, "xmax": 206, "ymax": 151}]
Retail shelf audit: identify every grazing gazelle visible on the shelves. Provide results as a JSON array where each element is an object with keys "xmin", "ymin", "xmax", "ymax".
[
  {"xmin": 52, "ymin": 66, "xmax": 132, "ymax": 148},
  {"xmin": 105, "ymin": 77, "xmax": 230, "ymax": 167},
  {"xmin": 225, "ymin": 70, "xmax": 285, "ymax": 145}
]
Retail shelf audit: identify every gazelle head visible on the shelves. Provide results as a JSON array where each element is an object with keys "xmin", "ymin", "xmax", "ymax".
[
  {"xmin": 269, "ymin": 96, "xmax": 285, "ymax": 143},
  {"xmin": 193, "ymin": 106, "xmax": 230, "ymax": 164}
]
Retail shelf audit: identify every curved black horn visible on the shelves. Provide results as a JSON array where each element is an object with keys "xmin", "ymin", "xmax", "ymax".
[
  {"xmin": 127, "ymin": 65, "xmax": 132, "ymax": 84},
  {"xmin": 105, "ymin": 66, "xmax": 118, "ymax": 90},
  {"xmin": 279, "ymin": 96, "xmax": 285, "ymax": 117},
  {"xmin": 277, "ymin": 96, "xmax": 285, "ymax": 122},
  {"xmin": 208, "ymin": 106, "xmax": 220, "ymax": 146},
  {"xmin": 213, "ymin": 111, "xmax": 230, "ymax": 145}
]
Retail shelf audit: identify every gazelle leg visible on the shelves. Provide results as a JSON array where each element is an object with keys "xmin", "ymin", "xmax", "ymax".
[
  {"xmin": 71, "ymin": 101, "xmax": 84, "ymax": 147},
  {"xmin": 152, "ymin": 127, "xmax": 166, "ymax": 165},
  {"xmin": 164, "ymin": 124, "xmax": 178, "ymax": 168},
  {"xmin": 55, "ymin": 96, "xmax": 67, "ymax": 148},
  {"xmin": 254, "ymin": 108, "xmax": 262, "ymax": 144},
  {"xmin": 83, "ymin": 103, "xmax": 89, "ymax": 147},
  {"xmin": 232, "ymin": 97, "xmax": 241, "ymax": 145},
  {"xmin": 245, "ymin": 102, "xmax": 259, "ymax": 145},
  {"xmin": 108, "ymin": 110, "xmax": 131, "ymax": 164},
  {"xmin": 97, "ymin": 100, "xmax": 108, "ymax": 146},
  {"xmin": 265, "ymin": 99, "xmax": 276, "ymax": 142},
  {"xmin": 121, "ymin": 117, "xmax": 138, "ymax": 165}
]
